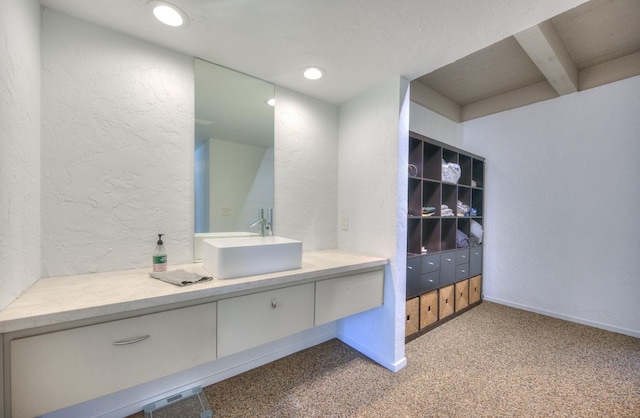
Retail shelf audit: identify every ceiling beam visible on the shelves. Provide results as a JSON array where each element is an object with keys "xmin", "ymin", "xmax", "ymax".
[
  {"xmin": 514, "ymin": 20, "xmax": 578, "ymax": 96},
  {"xmin": 410, "ymin": 81, "xmax": 462, "ymax": 123}
]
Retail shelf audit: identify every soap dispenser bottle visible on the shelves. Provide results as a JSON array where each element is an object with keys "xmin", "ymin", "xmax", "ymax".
[{"xmin": 153, "ymin": 233, "xmax": 167, "ymax": 272}]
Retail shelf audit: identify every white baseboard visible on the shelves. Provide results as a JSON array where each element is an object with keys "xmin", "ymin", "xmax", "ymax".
[
  {"xmin": 483, "ymin": 296, "xmax": 640, "ymax": 338},
  {"xmin": 337, "ymin": 333, "xmax": 407, "ymax": 373}
]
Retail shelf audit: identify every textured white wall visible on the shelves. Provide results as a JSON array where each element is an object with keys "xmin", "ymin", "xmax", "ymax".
[
  {"xmin": 40, "ymin": 10, "xmax": 194, "ymax": 276},
  {"xmin": 0, "ymin": 0, "xmax": 41, "ymax": 311},
  {"xmin": 336, "ymin": 78, "xmax": 409, "ymax": 371},
  {"xmin": 463, "ymin": 76, "xmax": 640, "ymax": 337},
  {"xmin": 274, "ymin": 86, "xmax": 339, "ymax": 250}
]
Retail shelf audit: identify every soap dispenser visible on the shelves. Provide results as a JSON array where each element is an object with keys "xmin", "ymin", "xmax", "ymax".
[{"xmin": 153, "ymin": 233, "xmax": 167, "ymax": 272}]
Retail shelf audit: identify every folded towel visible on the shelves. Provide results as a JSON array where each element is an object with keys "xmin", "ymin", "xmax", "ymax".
[{"xmin": 150, "ymin": 269, "xmax": 213, "ymax": 287}]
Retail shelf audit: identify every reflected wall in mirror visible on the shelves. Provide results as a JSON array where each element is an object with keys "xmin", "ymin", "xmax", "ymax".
[{"xmin": 194, "ymin": 58, "xmax": 275, "ymax": 245}]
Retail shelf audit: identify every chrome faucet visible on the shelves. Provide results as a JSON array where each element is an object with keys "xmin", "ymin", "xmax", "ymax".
[{"xmin": 249, "ymin": 208, "xmax": 273, "ymax": 237}]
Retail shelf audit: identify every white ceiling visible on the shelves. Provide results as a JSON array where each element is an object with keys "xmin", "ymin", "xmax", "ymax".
[{"xmin": 38, "ymin": 0, "xmax": 591, "ymax": 105}]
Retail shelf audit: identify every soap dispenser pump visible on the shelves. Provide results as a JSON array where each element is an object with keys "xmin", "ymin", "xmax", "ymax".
[{"xmin": 153, "ymin": 233, "xmax": 167, "ymax": 272}]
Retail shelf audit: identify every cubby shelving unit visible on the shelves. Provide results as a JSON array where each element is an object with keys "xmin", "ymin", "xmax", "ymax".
[{"xmin": 405, "ymin": 131, "xmax": 485, "ymax": 342}]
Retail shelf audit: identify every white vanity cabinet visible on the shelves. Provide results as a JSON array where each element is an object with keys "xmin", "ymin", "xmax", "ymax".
[
  {"xmin": 315, "ymin": 270, "xmax": 384, "ymax": 325},
  {"xmin": 217, "ymin": 283, "xmax": 315, "ymax": 357},
  {"xmin": 10, "ymin": 303, "xmax": 216, "ymax": 418}
]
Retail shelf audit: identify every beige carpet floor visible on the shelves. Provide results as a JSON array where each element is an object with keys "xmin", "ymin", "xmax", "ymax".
[{"xmin": 129, "ymin": 302, "xmax": 640, "ymax": 417}]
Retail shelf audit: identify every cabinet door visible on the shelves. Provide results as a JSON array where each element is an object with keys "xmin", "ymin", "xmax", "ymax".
[
  {"xmin": 440, "ymin": 251, "xmax": 456, "ymax": 286},
  {"xmin": 217, "ymin": 283, "xmax": 314, "ymax": 357},
  {"xmin": 470, "ymin": 246, "xmax": 483, "ymax": 276},
  {"xmin": 11, "ymin": 303, "xmax": 216, "ymax": 418},
  {"xmin": 315, "ymin": 270, "xmax": 384, "ymax": 326},
  {"xmin": 406, "ymin": 257, "xmax": 421, "ymax": 298}
]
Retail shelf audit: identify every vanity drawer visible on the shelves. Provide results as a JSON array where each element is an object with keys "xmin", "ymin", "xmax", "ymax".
[
  {"xmin": 217, "ymin": 283, "xmax": 314, "ymax": 357},
  {"xmin": 456, "ymin": 248, "xmax": 470, "ymax": 265},
  {"xmin": 315, "ymin": 269, "xmax": 384, "ymax": 325},
  {"xmin": 456, "ymin": 263, "xmax": 470, "ymax": 281},
  {"xmin": 420, "ymin": 271, "xmax": 440, "ymax": 293},
  {"xmin": 421, "ymin": 253, "xmax": 440, "ymax": 274},
  {"xmin": 440, "ymin": 251, "xmax": 456, "ymax": 286},
  {"xmin": 470, "ymin": 246, "xmax": 482, "ymax": 276},
  {"xmin": 11, "ymin": 303, "xmax": 217, "ymax": 418}
]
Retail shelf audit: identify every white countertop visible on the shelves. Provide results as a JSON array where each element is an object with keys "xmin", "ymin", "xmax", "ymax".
[{"xmin": 0, "ymin": 249, "xmax": 387, "ymax": 333}]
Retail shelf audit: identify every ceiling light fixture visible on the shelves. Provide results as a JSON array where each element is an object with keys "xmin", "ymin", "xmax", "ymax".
[
  {"xmin": 147, "ymin": 1, "xmax": 189, "ymax": 27},
  {"xmin": 266, "ymin": 98, "xmax": 276, "ymax": 107},
  {"xmin": 303, "ymin": 67, "xmax": 325, "ymax": 80}
]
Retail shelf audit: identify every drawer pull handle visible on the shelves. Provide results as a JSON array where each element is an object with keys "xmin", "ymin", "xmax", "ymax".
[
  {"xmin": 112, "ymin": 335, "xmax": 150, "ymax": 346},
  {"xmin": 428, "ymin": 279, "xmax": 433, "ymax": 283},
  {"xmin": 428, "ymin": 262, "xmax": 434, "ymax": 265},
  {"xmin": 446, "ymin": 258, "xmax": 452, "ymax": 262},
  {"xmin": 408, "ymin": 266, "xmax": 413, "ymax": 270},
  {"xmin": 271, "ymin": 297, "xmax": 277, "ymax": 308}
]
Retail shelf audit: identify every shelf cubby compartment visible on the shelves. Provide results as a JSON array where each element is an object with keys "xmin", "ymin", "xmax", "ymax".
[
  {"xmin": 441, "ymin": 218, "xmax": 457, "ymax": 251},
  {"xmin": 472, "ymin": 189, "xmax": 484, "ymax": 217},
  {"xmin": 408, "ymin": 178, "xmax": 422, "ymax": 217},
  {"xmin": 407, "ymin": 218, "xmax": 422, "ymax": 256},
  {"xmin": 457, "ymin": 186, "xmax": 471, "ymax": 213},
  {"xmin": 422, "ymin": 142, "xmax": 442, "ymax": 181},
  {"xmin": 442, "ymin": 184, "xmax": 457, "ymax": 216},
  {"xmin": 458, "ymin": 154, "xmax": 472, "ymax": 186},
  {"xmin": 422, "ymin": 181, "xmax": 441, "ymax": 217},
  {"xmin": 472, "ymin": 159, "xmax": 484, "ymax": 188},
  {"xmin": 457, "ymin": 218, "xmax": 471, "ymax": 248},
  {"xmin": 409, "ymin": 137, "xmax": 423, "ymax": 178},
  {"xmin": 421, "ymin": 218, "xmax": 441, "ymax": 254}
]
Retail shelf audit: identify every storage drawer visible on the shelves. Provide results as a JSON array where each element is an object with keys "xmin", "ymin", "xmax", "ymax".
[
  {"xmin": 406, "ymin": 298, "xmax": 419, "ymax": 337},
  {"xmin": 406, "ymin": 256, "xmax": 421, "ymax": 298},
  {"xmin": 470, "ymin": 246, "xmax": 482, "ymax": 276},
  {"xmin": 439, "ymin": 285, "xmax": 455, "ymax": 320},
  {"xmin": 315, "ymin": 269, "xmax": 384, "ymax": 325},
  {"xmin": 11, "ymin": 303, "xmax": 217, "ymax": 418},
  {"xmin": 419, "ymin": 290, "xmax": 438, "ymax": 329},
  {"xmin": 421, "ymin": 253, "xmax": 440, "ymax": 274},
  {"xmin": 456, "ymin": 263, "xmax": 470, "ymax": 281},
  {"xmin": 420, "ymin": 271, "xmax": 439, "ymax": 293},
  {"xmin": 217, "ymin": 283, "xmax": 314, "ymax": 357},
  {"xmin": 440, "ymin": 251, "xmax": 456, "ymax": 286},
  {"xmin": 469, "ymin": 275, "xmax": 482, "ymax": 305},
  {"xmin": 455, "ymin": 279, "xmax": 469, "ymax": 312},
  {"xmin": 456, "ymin": 248, "xmax": 470, "ymax": 265}
]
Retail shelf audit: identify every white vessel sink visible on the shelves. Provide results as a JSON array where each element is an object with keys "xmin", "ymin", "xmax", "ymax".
[{"xmin": 202, "ymin": 236, "xmax": 303, "ymax": 279}]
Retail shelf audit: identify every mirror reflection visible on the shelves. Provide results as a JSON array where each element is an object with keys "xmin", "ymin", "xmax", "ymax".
[{"xmin": 194, "ymin": 59, "xmax": 275, "ymax": 256}]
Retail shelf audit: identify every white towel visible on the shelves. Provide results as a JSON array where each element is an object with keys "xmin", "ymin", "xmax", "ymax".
[{"xmin": 150, "ymin": 269, "xmax": 213, "ymax": 287}]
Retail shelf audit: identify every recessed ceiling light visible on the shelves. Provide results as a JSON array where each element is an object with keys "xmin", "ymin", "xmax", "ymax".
[
  {"xmin": 303, "ymin": 67, "xmax": 325, "ymax": 80},
  {"xmin": 266, "ymin": 98, "xmax": 276, "ymax": 107},
  {"xmin": 147, "ymin": 1, "xmax": 189, "ymax": 27}
]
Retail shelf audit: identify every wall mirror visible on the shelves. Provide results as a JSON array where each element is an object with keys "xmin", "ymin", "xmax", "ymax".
[{"xmin": 194, "ymin": 58, "xmax": 275, "ymax": 258}]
